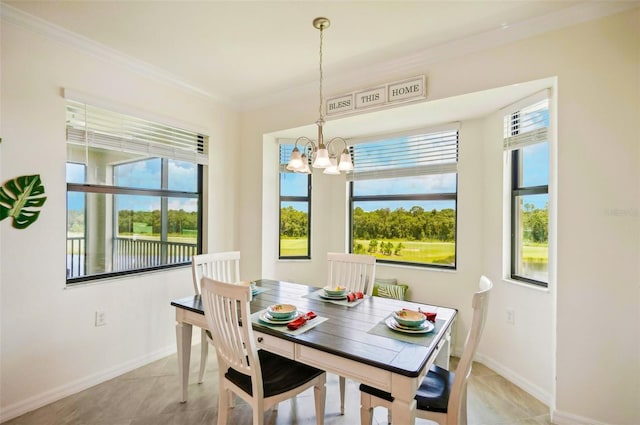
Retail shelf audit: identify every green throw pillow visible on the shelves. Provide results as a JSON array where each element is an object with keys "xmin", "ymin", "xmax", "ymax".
[{"xmin": 373, "ymin": 281, "xmax": 408, "ymax": 300}]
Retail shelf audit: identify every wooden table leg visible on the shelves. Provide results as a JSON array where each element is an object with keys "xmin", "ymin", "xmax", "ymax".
[
  {"xmin": 391, "ymin": 396, "xmax": 417, "ymax": 425},
  {"xmin": 176, "ymin": 321, "xmax": 193, "ymax": 403}
]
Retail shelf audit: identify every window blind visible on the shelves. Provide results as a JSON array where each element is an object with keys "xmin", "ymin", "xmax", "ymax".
[
  {"xmin": 503, "ymin": 93, "xmax": 549, "ymax": 152},
  {"xmin": 279, "ymin": 143, "xmax": 295, "ymax": 172},
  {"xmin": 66, "ymin": 99, "xmax": 209, "ymax": 165},
  {"xmin": 348, "ymin": 127, "xmax": 459, "ymax": 181},
  {"xmin": 279, "ymin": 142, "xmax": 311, "ymax": 173}
]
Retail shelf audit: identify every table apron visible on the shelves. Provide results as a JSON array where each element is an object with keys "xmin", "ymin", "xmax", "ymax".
[
  {"xmin": 176, "ymin": 308, "xmax": 207, "ymax": 329},
  {"xmin": 295, "ymin": 343, "xmax": 394, "ymax": 392}
]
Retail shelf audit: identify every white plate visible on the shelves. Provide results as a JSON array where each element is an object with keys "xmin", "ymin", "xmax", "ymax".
[
  {"xmin": 259, "ymin": 311, "xmax": 301, "ymax": 325},
  {"xmin": 323, "ymin": 286, "xmax": 347, "ymax": 296},
  {"xmin": 318, "ymin": 292, "xmax": 348, "ymax": 301},
  {"xmin": 385, "ymin": 317, "xmax": 434, "ymax": 334}
]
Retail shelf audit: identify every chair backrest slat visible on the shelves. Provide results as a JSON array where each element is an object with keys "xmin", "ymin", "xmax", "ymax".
[
  {"xmin": 327, "ymin": 252, "xmax": 377, "ymax": 295},
  {"xmin": 192, "ymin": 251, "xmax": 241, "ymax": 294},
  {"xmin": 201, "ymin": 277, "xmax": 262, "ymax": 397},
  {"xmin": 448, "ymin": 275, "xmax": 493, "ymax": 424}
]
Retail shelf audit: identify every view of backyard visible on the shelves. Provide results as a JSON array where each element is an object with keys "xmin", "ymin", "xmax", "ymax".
[
  {"xmin": 280, "ymin": 203, "xmax": 548, "ymax": 270},
  {"xmin": 280, "ymin": 237, "xmax": 547, "ymax": 267}
]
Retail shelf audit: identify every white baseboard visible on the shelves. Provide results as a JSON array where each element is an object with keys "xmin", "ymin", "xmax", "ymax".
[
  {"xmin": 551, "ymin": 409, "xmax": 611, "ymax": 425},
  {"xmin": 470, "ymin": 351, "xmax": 552, "ymax": 407},
  {"xmin": 0, "ymin": 345, "xmax": 176, "ymax": 423}
]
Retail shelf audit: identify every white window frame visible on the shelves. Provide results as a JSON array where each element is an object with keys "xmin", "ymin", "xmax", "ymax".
[
  {"xmin": 502, "ymin": 90, "xmax": 552, "ymax": 288},
  {"xmin": 277, "ymin": 143, "xmax": 312, "ymax": 259},
  {"xmin": 65, "ymin": 93, "xmax": 207, "ymax": 284}
]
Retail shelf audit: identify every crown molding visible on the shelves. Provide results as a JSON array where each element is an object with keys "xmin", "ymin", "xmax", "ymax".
[
  {"xmin": 0, "ymin": 3, "xmax": 237, "ymax": 108},
  {"xmin": 240, "ymin": 1, "xmax": 639, "ymax": 112},
  {"xmin": 2, "ymin": 1, "xmax": 636, "ymax": 113}
]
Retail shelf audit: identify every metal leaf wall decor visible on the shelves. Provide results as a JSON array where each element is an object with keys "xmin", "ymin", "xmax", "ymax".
[{"xmin": 0, "ymin": 174, "xmax": 48, "ymax": 229}]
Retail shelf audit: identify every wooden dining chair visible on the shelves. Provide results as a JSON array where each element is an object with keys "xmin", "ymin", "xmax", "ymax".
[
  {"xmin": 201, "ymin": 277, "xmax": 327, "ymax": 425},
  {"xmin": 326, "ymin": 252, "xmax": 376, "ymax": 414},
  {"xmin": 191, "ymin": 251, "xmax": 241, "ymax": 383},
  {"xmin": 327, "ymin": 252, "xmax": 377, "ymax": 296},
  {"xmin": 359, "ymin": 275, "xmax": 493, "ymax": 425}
]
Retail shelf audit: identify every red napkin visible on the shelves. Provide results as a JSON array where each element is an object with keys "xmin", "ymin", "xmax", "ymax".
[
  {"xmin": 346, "ymin": 291, "xmax": 364, "ymax": 302},
  {"xmin": 403, "ymin": 308, "xmax": 437, "ymax": 322},
  {"xmin": 287, "ymin": 311, "xmax": 317, "ymax": 330}
]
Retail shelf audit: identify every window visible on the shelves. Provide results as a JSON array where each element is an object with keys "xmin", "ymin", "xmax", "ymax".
[
  {"xmin": 349, "ymin": 126, "xmax": 459, "ymax": 268},
  {"xmin": 278, "ymin": 144, "xmax": 311, "ymax": 259},
  {"xmin": 65, "ymin": 98, "xmax": 207, "ymax": 283},
  {"xmin": 504, "ymin": 93, "xmax": 550, "ymax": 286}
]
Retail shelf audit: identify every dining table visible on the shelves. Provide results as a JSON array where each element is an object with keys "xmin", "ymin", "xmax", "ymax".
[{"xmin": 171, "ymin": 278, "xmax": 457, "ymax": 425}]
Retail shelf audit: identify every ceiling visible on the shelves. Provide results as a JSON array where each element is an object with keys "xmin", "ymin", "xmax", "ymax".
[{"xmin": 4, "ymin": 0, "xmax": 635, "ymax": 112}]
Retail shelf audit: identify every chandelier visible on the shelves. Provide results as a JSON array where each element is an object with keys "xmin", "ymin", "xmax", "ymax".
[{"xmin": 286, "ymin": 17, "xmax": 353, "ymax": 175}]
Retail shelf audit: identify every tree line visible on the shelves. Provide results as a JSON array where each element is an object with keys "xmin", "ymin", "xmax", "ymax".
[
  {"xmin": 353, "ymin": 206, "xmax": 455, "ymax": 242},
  {"xmin": 522, "ymin": 203, "xmax": 548, "ymax": 243},
  {"xmin": 117, "ymin": 209, "xmax": 198, "ymax": 235},
  {"xmin": 280, "ymin": 205, "xmax": 456, "ymax": 242},
  {"xmin": 281, "ymin": 204, "xmax": 549, "ymax": 245},
  {"xmin": 280, "ymin": 206, "xmax": 308, "ymax": 238}
]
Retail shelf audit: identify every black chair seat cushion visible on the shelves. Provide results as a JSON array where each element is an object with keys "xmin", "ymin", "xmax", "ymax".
[
  {"xmin": 359, "ymin": 364, "xmax": 455, "ymax": 414},
  {"xmin": 225, "ymin": 350, "xmax": 324, "ymax": 398},
  {"xmin": 415, "ymin": 364, "xmax": 454, "ymax": 413}
]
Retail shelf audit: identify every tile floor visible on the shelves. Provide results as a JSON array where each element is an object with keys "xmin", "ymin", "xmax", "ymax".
[{"xmin": 3, "ymin": 347, "xmax": 552, "ymax": 425}]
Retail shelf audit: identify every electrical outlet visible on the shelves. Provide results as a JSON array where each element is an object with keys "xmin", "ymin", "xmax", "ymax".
[
  {"xmin": 506, "ymin": 308, "xmax": 515, "ymax": 325},
  {"xmin": 95, "ymin": 310, "xmax": 107, "ymax": 327}
]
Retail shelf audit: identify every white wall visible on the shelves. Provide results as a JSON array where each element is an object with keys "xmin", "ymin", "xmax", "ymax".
[
  {"xmin": 240, "ymin": 9, "xmax": 640, "ymax": 425},
  {"xmin": 479, "ymin": 104, "xmax": 556, "ymax": 405},
  {"xmin": 1, "ymin": 6, "xmax": 638, "ymax": 425},
  {"xmin": 0, "ymin": 17, "xmax": 240, "ymax": 420}
]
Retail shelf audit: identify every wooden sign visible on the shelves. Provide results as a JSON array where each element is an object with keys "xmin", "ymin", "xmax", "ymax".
[{"xmin": 326, "ymin": 75, "xmax": 426, "ymax": 117}]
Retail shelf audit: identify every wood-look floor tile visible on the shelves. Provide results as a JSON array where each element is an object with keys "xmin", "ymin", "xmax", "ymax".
[
  {"xmin": 474, "ymin": 374, "xmax": 548, "ymax": 417},
  {"xmin": 3, "ymin": 349, "xmax": 550, "ymax": 425},
  {"xmin": 511, "ymin": 415, "xmax": 554, "ymax": 425}
]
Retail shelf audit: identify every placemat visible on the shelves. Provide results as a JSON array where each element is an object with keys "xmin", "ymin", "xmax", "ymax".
[
  {"xmin": 251, "ymin": 286, "xmax": 271, "ymax": 297},
  {"xmin": 251, "ymin": 310, "xmax": 328, "ymax": 336},
  {"xmin": 303, "ymin": 288, "xmax": 366, "ymax": 307},
  {"xmin": 367, "ymin": 317, "xmax": 446, "ymax": 347}
]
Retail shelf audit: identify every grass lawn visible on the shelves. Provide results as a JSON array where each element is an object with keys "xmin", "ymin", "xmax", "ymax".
[
  {"xmin": 522, "ymin": 244, "xmax": 548, "ymax": 263},
  {"xmin": 279, "ymin": 238, "xmax": 455, "ymax": 264},
  {"xmin": 355, "ymin": 239, "xmax": 455, "ymax": 265},
  {"xmin": 280, "ymin": 238, "xmax": 309, "ymax": 256},
  {"xmin": 281, "ymin": 238, "xmax": 548, "ymax": 266}
]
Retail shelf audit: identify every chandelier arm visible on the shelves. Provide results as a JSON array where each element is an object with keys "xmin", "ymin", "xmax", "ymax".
[
  {"xmin": 326, "ymin": 137, "xmax": 348, "ymax": 155},
  {"xmin": 294, "ymin": 136, "xmax": 314, "ymax": 149},
  {"xmin": 294, "ymin": 136, "xmax": 317, "ymax": 157}
]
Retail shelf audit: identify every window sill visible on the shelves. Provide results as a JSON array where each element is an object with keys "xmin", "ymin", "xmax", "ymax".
[
  {"xmin": 378, "ymin": 262, "xmax": 457, "ymax": 273},
  {"xmin": 277, "ymin": 258, "xmax": 313, "ymax": 263},
  {"xmin": 65, "ymin": 264, "xmax": 190, "ymax": 289},
  {"xmin": 503, "ymin": 277, "xmax": 550, "ymax": 292}
]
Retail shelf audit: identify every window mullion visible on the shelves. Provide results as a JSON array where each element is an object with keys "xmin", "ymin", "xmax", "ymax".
[
  {"xmin": 161, "ymin": 158, "xmax": 169, "ymax": 263},
  {"xmin": 513, "ymin": 186, "xmax": 548, "ymax": 196},
  {"xmin": 352, "ymin": 193, "xmax": 456, "ymax": 203}
]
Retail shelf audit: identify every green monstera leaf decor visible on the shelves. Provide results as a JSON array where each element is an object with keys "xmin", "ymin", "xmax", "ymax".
[{"xmin": 0, "ymin": 174, "xmax": 48, "ymax": 229}]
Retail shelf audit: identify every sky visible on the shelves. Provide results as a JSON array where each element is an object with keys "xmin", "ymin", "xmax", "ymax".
[{"xmin": 66, "ymin": 158, "xmax": 198, "ymax": 212}]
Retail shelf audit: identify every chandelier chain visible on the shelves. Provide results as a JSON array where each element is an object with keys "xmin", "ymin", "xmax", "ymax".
[{"xmin": 318, "ymin": 24, "xmax": 324, "ymax": 120}]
